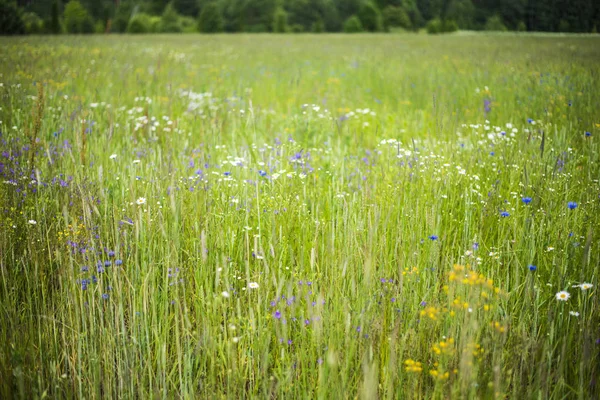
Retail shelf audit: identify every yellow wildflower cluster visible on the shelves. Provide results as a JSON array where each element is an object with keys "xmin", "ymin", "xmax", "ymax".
[
  {"xmin": 404, "ymin": 359, "xmax": 423, "ymax": 373},
  {"xmin": 429, "ymin": 363, "xmax": 457, "ymax": 380},
  {"xmin": 432, "ymin": 337, "xmax": 455, "ymax": 356},
  {"xmin": 448, "ymin": 264, "xmax": 501, "ymax": 295},
  {"xmin": 402, "ymin": 266, "xmax": 419, "ymax": 276},
  {"xmin": 420, "ymin": 306, "xmax": 441, "ymax": 321},
  {"xmin": 466, "ymin": 343, "xmax": 485, "ymax": 361},
  {"xmin": 58, "ymin": 223, "xmax": 87, "ymax": 245},
  {"xmin": 491, "ymin": 321, "xmax": 506, "ymax": 333}
]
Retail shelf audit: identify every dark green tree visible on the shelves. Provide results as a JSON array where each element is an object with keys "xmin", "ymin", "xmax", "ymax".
[
  {"xmin": 127, "ymin": 12, "xmax": 153, "ymax": 32},
  {"xmin": 113, "ymin": 1, "xmax": 134, "ymax": 32},
  {"xmin": 0, "ymin": 0, "xmax": 25, "ymax": 35},
  {"xmin": 334, "ymin": 0, "xmax": 361, "ymax": 22},
  {"xmin": 383, "ymin": 6, "xmax": 411, "ymax": 30},
  {"xmin": 50, "ymin": 0, "xmax": 61, "ymax": 33},
  {"xmin": 358, "ymin": 1, "xmax": 382, "ymax": 31},
  {"xmin": 446, "ymin": 0, "xmax": 475, "ymax": 29},
  {"xmin": 63, "ymin": 0, "xmax": 94, "ymax": 33},
  {"xmin": 160, "ymin": 2, "xmax": 182, "ymax": 32},
  {"xmin": 343, "ymin": 14, "xmax": 363, "ymax": 31},
  {"xmin": 198, "ymin": 2, "xmax": 224, "ymax": 31},
  {"xmin": 174, "ymin": 0, "xmax": 199, "ymax": 16},
  {"xmin": 273, "ymin": 7, "xmax": 288, "ymax": 32}
]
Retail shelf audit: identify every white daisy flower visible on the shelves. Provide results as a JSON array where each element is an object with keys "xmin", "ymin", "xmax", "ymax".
[
  {"xmin": 221, "ymin": 291, "xmax": 230, "ymax": 298},
  {"xmin": 569, "ymin": 311, "xmax": 579, "ymax": 317},
  {"xmin": 28, "ymin": 220, "xmax": 37, "ymax": 225},
  {"xmin": 136, "ymin": 197, "xmax": 146, "ymax": 205},
  {"xmin": 248, "ymin": 282, "xmax": 259, "ymax": 289},
  {"xmin": 109, "ymin": 154, "xmax": 117, "ymax": 159},
  {"xmin": 555, "ymin": 291, "xmax": 570, "ymax": 301},
  {"xmin": 579, "ymin": 283, "xmax": 593, "ymax": 290}
]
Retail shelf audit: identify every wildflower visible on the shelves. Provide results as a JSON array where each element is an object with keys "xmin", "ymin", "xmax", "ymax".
[
  {"xmin": 115, "ymin": 259, "xmax": 123, "ymax": 266},
  {"xmin": 221, "ymin": 291, "xmax": 230, "ymax": 298},
  {"xmin": 522, "ymin": 197, "xmax": 532, "ymax": 204},
  {"xmin": 528, "ymin": 265, "xmax": 537, "ymax": 272},
  {"xmin": 102, "ymin": 293, "xmax": 109, "ymax": 300},
  {"xmin": 273, "ymin": 310, "xmax": 281, "ymax": 319},
  {"xmin": 258, "ymin": 170, "xmax": 267, "ymax": 177},
  {"xmin": 567, "ymin": 202, "xmax": 578, "ymax": 210},
  {"xmin": 569, "ymin": 311, "xmax": 579, "ymax": 317},
  {"xmin": 136, "ymin": 197, "xmax": 146, "ymax": 205},
  {"xmin": 555, "ymin": 291, "xmax": 570, "ymax": 301},
  {"xmin": 248, "ymin": 282, "xmax": 259, "ymax": 289},
  {"xmin": 232, "ymin": 337, "xmax": 240, "ymax": 343},
  {"xmin": 576, "ymin": 283, "xmax": 593, "ymax": 290},
  {"xmin": 28, "ymin": 220, "xmax": 37, "ymax": 225},
  {"xmin": 428, "ymin": 235, "xmax": 439, "ymax": 241},
  {"xmin": 500, "ymin": 211, "xmax": 510, "ymax": 217},
  {"xmin": 110, "ymin": 154, "xmax": 117, "ymax": 159},
  {"xmin": 584, "ymin": 131, "xmax": 591, "ymax": 137}
]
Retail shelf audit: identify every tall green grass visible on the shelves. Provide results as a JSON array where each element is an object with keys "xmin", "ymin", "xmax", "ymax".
[{"xmin": 0, "ymin": 34, "xmax": 599, "ymax": 398}]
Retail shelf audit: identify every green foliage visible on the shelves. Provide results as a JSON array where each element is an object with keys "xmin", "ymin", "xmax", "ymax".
[
  {"xmin": 446, "ymin": 0, "xmax": 474, "ymax": 29},
  {"xmin": 273, "ymin": 7, "xmax": 288, "ymax": 32},
  {"xmin": 484, "ymin": 15, "xmax": 507, "ymax": 31},
  {"xmin": 358, "ymin": 2, "xmax": 382, "ymax": 31},
  {"xmin": 50, "ymin": 0, "xmax": 61, "ymax": 34},
  {"xmin": 289, "ymin": 23, "xmax": 304, "ymax": 32},
  {"xmin": 426, "ymin": 17, "xmax": 457, "ymax": 33},
  {"xmin": 63, "ymin": 0, "xmax": 94, "ymax": 34},
  {"xmin": 127, "ymin": 12, "xmax": 154, "ymax": 33},
  {"xmin": 179, "ymin": 16, "xmax": 197, "ymax": 32},
  {"xmin": 517, "ymin": 20, "xmax": 526, "ymax": 31},
  {"xmin": 343, "ymin": 14, "xmax": 363, "ymax": 32},
  {"xmin": 198, "ymin": 3, "xmax": 224, "ymax": 32},
  {"xmin": 0, "ymin": 0, "xmax": 25, "ymax": 35},
  {"xmin": 383, "ymin": 6, "xmax": 411, "ymax": 30},
  {"xmin": 113, "ymin": 1, "xmax": 134, "ymax": 33},
  {"xmin": 23, "ymin": 12, "xmax": 44, "ymax": 34},
  {"xmin": 160, "ymin": 2, "xmax": 182, "ymax": 32},
  {"xmin": 173, "ymin": 0, "xmax": 199, "ymax": 16}
]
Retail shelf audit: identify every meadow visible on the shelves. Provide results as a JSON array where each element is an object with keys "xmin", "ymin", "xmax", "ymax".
[{"xmin": 0, "ymin": 33, "xmax": 599, "ymax": 399}]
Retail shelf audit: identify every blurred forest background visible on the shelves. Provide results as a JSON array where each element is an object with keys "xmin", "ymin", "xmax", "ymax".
[{"xmin": 2, "ymin": 0, "xmax": 600, "ymax": 36}]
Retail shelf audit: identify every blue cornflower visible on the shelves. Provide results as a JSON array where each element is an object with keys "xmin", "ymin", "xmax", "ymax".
[
  {"xmin": 81, "ymin": 266, "xmax": 89, "ymax": 272},
  {"xmin": 108, "ymin": 250, "xmax": 115, "ymax": 257},
  {"xmin": 223, "ymin": 172, "xmax": 231, "ymax": 176},
  {"xmin": 522, "ymin": 197, "xmax": 532, "ymax": 205},
  {"xmin": 420, "ymin": 301, "xmax": 427, "ymax": 307},
  {"xmin": 273, "ymin": 310, "xmax": 281, "ymax": 319},
  {"xmin": 102, "ymin": 293, "xmax": 109, "ymax": 300},
  {"xmin": 115, "ymin": 259, "xmax": 123, "ymax": 266},
  {"xmin": 527, "ymin": 118, "xmax": 534, "ymax": 124},
  {"xmin": 428, "ymin": 235, "xmax": 438, "ymax": 241},
  {"xmin": 473, "ymin": 243, "xmax": 479, "ymax": 250},
  {"xmin": 528, "ymin": 265, "xmax": 537, "ymax": 271},
  {"xmin": 258, "ymin": 170, "xmax": 267, "ymax": 177},
  {"xmin": 104, "ymin": 260, "xmax": 111, "ymax": 267},
  {"xmin": 567, "ymin": 202, "xmax": 578, "ymax": 210},
  {"xmin": 500, "ymin": 211, "xmax": 510, "ymax": 217},
  {"xmin": 97, "ymin": 265, "xmax": 105, "ymax": 273},
  {"xmin": 584, "ymin": 131, "xmax": 591, "ymax": 137},
  {"xmin": 490, "ymin": 152, "xmax": 495, "ymax": 156}
]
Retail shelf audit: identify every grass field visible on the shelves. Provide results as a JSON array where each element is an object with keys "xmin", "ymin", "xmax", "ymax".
[{"xmin": 0, "ymin": 34, "xmax": 599, "ymax": 399}]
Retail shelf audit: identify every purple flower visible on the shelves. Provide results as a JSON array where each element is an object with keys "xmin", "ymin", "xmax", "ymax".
[
  {"xmin": 428, "ymin": 235, "xmax": 438, "ymax": 241},
  {"xmin": 420, "ymin": 301, "xmax": 427, "ymax": 307},
  {"xmin": 274, "ymin": 310, "xmax": 282, "ymax": 319},
  {"xmin": 102, "ymin": 293, "xmax": 109, "ymax": 300},
  {"xmin": 115, "ymin": 259, "xmax": 123, "ymax": 266}
]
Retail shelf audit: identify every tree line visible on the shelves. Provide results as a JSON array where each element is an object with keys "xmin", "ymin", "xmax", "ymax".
[{"xmin": 2, "ymin": 0, "xmax": 599, "ymax": 35}]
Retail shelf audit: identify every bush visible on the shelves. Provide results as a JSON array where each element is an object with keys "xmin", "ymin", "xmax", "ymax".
[
  {"xmin": 0, "ymin": 0, "xmax": 26, "ymax": 35},
  {"xmin": 382, "ymin": 6, "xmax": 411, "ymax": 30},
  {"xmin": 426, "ymin": 18, "xmax": 458, "ymax": 34},
  {"xmin": 64, "ymin": 0, "xmax": 94, "ymax": 34},
  {"xmin": 311, "ymin": 18, "xmax": 325, "ymax": 33},
  {"xmin": 517, "ymin": 21, "xmax": 526, "ymax": 31},
  {"xmin": 179, "ymin": 16, "xmax": 197, "ymax": 32},
  {"xmin": 273, "ymin": 7, "xmax": 288, "ymax": 33},
  {"xmin": 358, "ymin": 2, "xmax": 382, "ymax": 32},
  {"xmin": 127, "ymin": 13, "xmax": 153, "ymax": 33},
  {"xmin": 289, "ymin": 23, "xmax": 304, "ymax": 33},
  {"xmin": 23, "ymin": 12, "xmax": 43, "ymax": 34},
  {"xmin": 484, "ymin": 15, "xmax": 507, "ymax": 31},
  {"xmin": 160, "ymin": 2, "xmax": 182, "ymax": 33},
  {"xmin": 343, "ymin": 15, "xmax": 363, "ymax": 33},
  {"xmin": 198, "ymin": 3, "xmax": 223, "ymax": 32}
]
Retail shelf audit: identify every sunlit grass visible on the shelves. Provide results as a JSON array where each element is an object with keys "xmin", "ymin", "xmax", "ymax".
[{"xmin": 0, "ymin": 34, "xmax": 599, "ymax": 398}]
